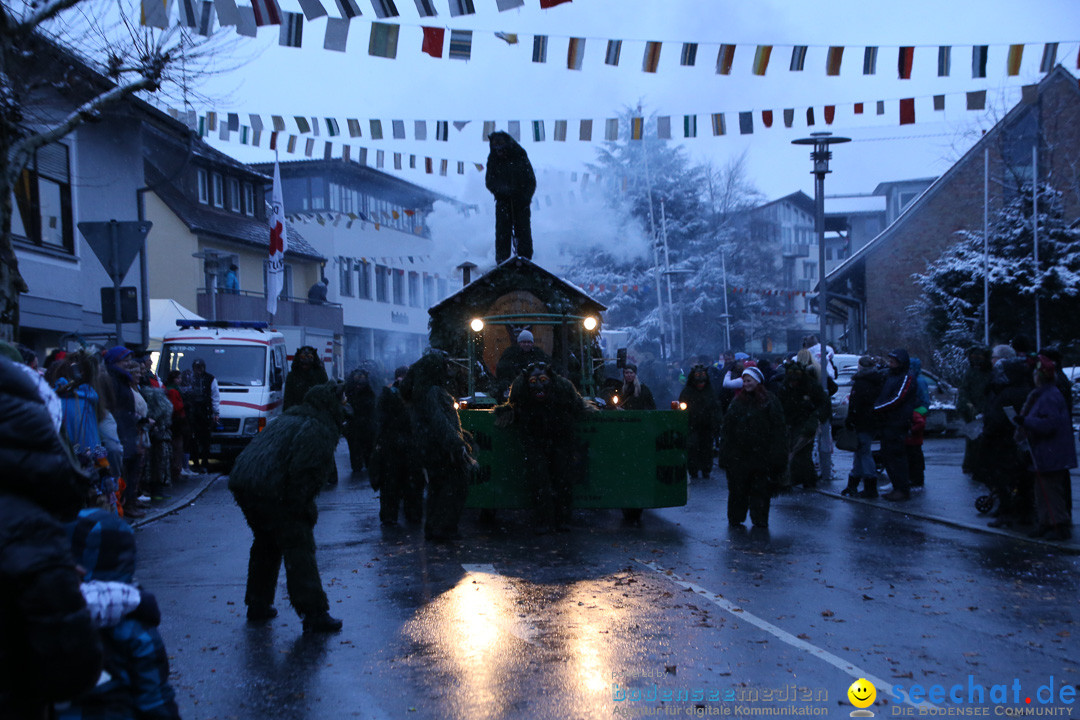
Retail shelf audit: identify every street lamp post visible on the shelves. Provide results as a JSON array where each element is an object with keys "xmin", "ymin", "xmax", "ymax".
[{"xmin": 792, "ymin": 131, "xmax": 849, "ymax": 483}]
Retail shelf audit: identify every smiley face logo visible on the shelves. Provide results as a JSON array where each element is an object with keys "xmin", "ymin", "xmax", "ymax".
[{"xmin": 847, "ymin": 678, "xmax": 876, "ymax": 709}]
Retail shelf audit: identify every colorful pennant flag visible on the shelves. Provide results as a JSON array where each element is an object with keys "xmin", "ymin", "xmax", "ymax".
[
  {"xmin": 279, "ymin": 12, "xmax": 303, "ymax": 47},
  {"xmin": 496, "ymin": 0, "xmax": 523, "ymax": 7},
  {"xmin": 196, "ymin": 1, "xmax": 215, "ymax": 34},
  {"xmin": 863, "ymin": 46, "xmax": 878, "ymax": 74},
  {"xmin": 737, "ymin": 112, "xmax": 751, "ymax": 135},
  {"xmin": 448, "ymin": 0, "xmax": 474, "ymax": 16},
  {"xmin": 370, "ymin": 119, "xmax": 383, "ymax": 139},
  {"xmin": 448, "ymin": 29, "xmax": 472, "ymax": 60},
  {"xmin": 752, "ymin": 45, "xmax": 771, "ymax": 75},
  {"xmin": 683, "ymin": 115, "xmax": 696, "ymax": 138},
  {"xmin": 370, "ymin": 0, "xmax": 398, "ymax": 18},
  {"xmin": 790, "ymin": 45, "xmax": 807, "ymax": 71},
  {"xmin": 579, "ymin": 119, "xmax": 592, "ymax": 141},
  {"xmin": 605, "ymin": 40, "xmax": 622, "ymax": 66},
  {"xmin": 806, "ymin": 107, "xmax": 815, "ymax": 126},
  {"xmin": 933, "ymin": 95, "xmax": 946, "ymax": 111},
  {"xmin": 783, "ymin": 108, "xmax": 794, "ymax": 128},
  {"xmin": 507, "ymin": 120, "xmax": 520, "ymax": 140},
  {"xmin": 1040, "ymin": 43, "xmax": 1058, "ymax": 72},
  {"xmin": 414, "ymin": 0, "xmax": 436, "ymax": 16},
  {"xmin": 304, "ymin": 137, "xmax": 315, "ymax": 156},
  {"xmin": 965, "ymin": 90, "xmax": 987, "ymax": 110},
  {"xmin": 630, "ymin": 117, "xmax": 643, "ymax": 140},
  {"xmin": 853, "ymin": 102, "xmax": 864, "ymax": 114},
  {"xmin": 643, "ymin": 41, "xmax": 662, "ymax": 73},
  {"xmin": 605, "ymin": 118, "xmax": 618, "ymax": 140},
  {"xmin": 762, "ymin": 110, "xmax": 773, "ymax": 128},
  {"xmin": 391, "ymin": 120, "xmax": 405, "ymax": 139},
  {"xmin": 898, "ymin": 46, "xmax": 914, "ymax": 79},
  {"xmin": 324, "ymin": 18, "xmax": 349, "ymax": 50},
  {"xmin": 494, "ymin": 32, "xmax": 518, "ymax": 44},
  {"xmin": 347, "ymin": 119, "xmax": 362, "ymax": 137},
  {"xmin": 937, "ymin": 46, "xmax": 951, "ymax": 76},
  {"xmin": 568, "ymin": 37, "xmax": 585, "ymax": 70},
  {"xmin": 368, "ymin": 22, "xmax": 399, "ymax": 58},
  {"xmin": 657, "ymin": 116, "xmax": 671, "ymax": 139},
  {"xmin": 533, "ymin": 120, "xmax": 545, "ymax": 141},
  {"xmin": 215, "ymin": 0, "xmax": 239, "ymax": 25},
  {"xmin": 236, "ymin": 4, "xmax": 257, "ymax": 34},
  {"xmin": 680, "ymin": 42, "xmax": 697, "ymax": 67},
  {"xmin": 414, "ymin": 120, "xmax": 427, "ymax": 140},
  {"xmin": 180, "ymin": 0, "xmax": 199, "ymax": 27},
  {"xmin": 297, "ymin": 0, "xmax": 326, "ymax": 19},
  {"xmin": 252, "ymin": 0, "xmax": 282, "ymax": 25},
  {"xmin": 539, "ymin": 0, "xmax": 571, "ymax": 7},
  {"xmin": 1007, "ymin": 44, "xmax": 1024, "ymax": 75},
  {"xmin": 972, "ymin": 45, "xmax": 988, "ymax": 78},
  {"xmin": 716, "ymin": 44, "xmax": 735, "ymax": 75},
  {"xmin": 826, "ymin": 46, "xmax": 843, "ymax": 76},
  {"xmin": 294, "ymin": 116, "xmax": 311, "ymax": 133},
  {"xmin": 141, "ymin": 0, "xmax": 169, "ymax": 28},
  {"xmin": 436, "ymin": 121, "xmax": 449, "ymax": 140},
  {"xmin": 900, "ymin": 98, "xmax": 915, "ymax": 125},
  {"xmin": 532, "ymin": 35, "xmax": 548, "ymax": 62},
  {"xmin": 824, "ymin": 105, "xmax": 835, "ymax": 124}
]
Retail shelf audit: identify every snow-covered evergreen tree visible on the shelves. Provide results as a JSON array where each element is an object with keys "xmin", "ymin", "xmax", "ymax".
[{"xmin": 913, "ymin": 183, "xmax": 1080, "ymax": 351}]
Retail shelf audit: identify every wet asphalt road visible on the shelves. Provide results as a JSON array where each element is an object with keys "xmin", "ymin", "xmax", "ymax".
[{"xmin": 134, "ymin": 438, "xmax": 1080, "ymax": 719}]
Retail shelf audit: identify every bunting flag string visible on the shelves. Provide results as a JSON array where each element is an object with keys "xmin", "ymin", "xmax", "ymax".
[
  {"xmin": 582, "ymin": 282, "xmax": 817, "ymax": 302},
  {"xmin": 194, "ymin": 78, "xmax": 1048, "ymax": 159},
  {"xmin": 136, "ymin": 3, "xmax": 1077, "ymax": 85}
]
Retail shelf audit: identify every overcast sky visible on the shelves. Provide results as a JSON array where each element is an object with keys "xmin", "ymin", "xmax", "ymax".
[{"xmin": 191, "ymin": 0, "xmax": 1080, "ymax": 221}]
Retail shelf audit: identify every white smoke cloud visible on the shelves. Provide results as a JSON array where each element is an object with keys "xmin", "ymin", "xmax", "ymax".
[{"xmin": 426, "ymin": 163, "xmax": 651, "ymax": 279}]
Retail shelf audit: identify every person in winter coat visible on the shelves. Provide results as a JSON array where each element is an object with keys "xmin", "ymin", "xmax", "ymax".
[
  {"xmin": 873, "ymin": 349, "xmax": 917, "ymax": 501},
  {"xmin": 718, "ymin": 366, "xmax": 787, "ymax": 528},
  {"xmin": 617, "ymin": 363, "xmax": 656, "ymax": 410},
  {"xmin": 59, "ymin": 509, "xmax": 180, "ymax": 720},
  {"xmin": 0, "ymin": 356, "xmax": 104, "ymax": 719},
  {"xmin": 184, "ymin": 358, "xmax": 220, "ymax": 474},
  {"xmin": 958, "ymin": 346, "xmax": 993, "ymax": 474},
  {"xmin": 906, "ymin": 357, "xmax": 931, "ymax": 488},
  {"xmin": 841, "ymin": 356, "xmax": 885, "ymax": 497},
  {"xmin": 104, "ymin": 346, "xmax": 144, "ymax": 514},
  {"xmin": 776, "ymin": 358, "xmax": 830, "ymax": 489},
  {"xmin": 284, "ymin": 346, "xmax": 329, "ymax": 411},
  {"xmin": 495, "ymin": 329, "xmax": 551, "ymax": 401},
  {"xmin": 485, "ymin": 131, "xmax": 537, "ymax": 264},
  {"xmin": 343, "ymin": 367, "xmax": 378, "ymax": 474},
  {"xmin": 371, "ymin": 366, "xmax": 425, "ymax": 525},
  {"xmin": 163, "ymin": 371, "xmax": 187, "ymax": 486},
  {"xmin": 679, "ymin": 364, "xmax": 722, "ymax": 479},
  {"xmin": 1014, "ymin": 356, "xmax": 1076, "ymax": 540},
  {"xmin": 401, "ymin": 351, "xmax": 479, "ymax": 542},
  {"xmin": 981, "ymin": 348, "xmax": 1033, "ymax": 527},
  {"xmin": 228, "ymin": 382, "xmax": 347, "ymax": 632}
]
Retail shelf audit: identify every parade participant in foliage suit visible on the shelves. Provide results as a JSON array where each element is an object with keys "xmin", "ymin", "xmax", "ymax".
[
  {"xmin": 400, "ymin": 351, "xmax": 478, "ymax": 542},
  {"xmin": 343, "ymin": 366, "xmax": 378, "ymax": 474},
  {"xmin": 776, "ymin": 357, "xmax": 830, "ymax": 490},
  {"xmin": 718, "ymin": 366, "xmax": 787, "ymax": 528},
  {"xmin": 284, "ymin": 346, "xmax": 328, "ymax": 410},
  {"xmin": 228, "ymin": 382, "xmax": 347, "ymax": 633},
  {"xmin": 486, "ymin": 131, "xmax": 536, "ymax": 264},
  {"xmin": 371, "ymin": 366, "xmax": 424, "ymax": 525},
  {"xmin": 496, "ymin": 362, "xmax": 593, "ymax": 532},
  {"xmin": 679, "ymin": 364, "xmax": 722, "ymax": 479}
]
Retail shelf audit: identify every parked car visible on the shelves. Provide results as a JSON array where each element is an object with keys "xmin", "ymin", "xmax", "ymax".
[{"xmin": 831, "ymin": 367, "xmax": 960, "ymax": 434}]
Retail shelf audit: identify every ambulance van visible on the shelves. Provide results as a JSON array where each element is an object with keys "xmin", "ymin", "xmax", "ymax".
[{"xmin": 158, "ymin": 320, "xmax": 287, "ymax": 458}]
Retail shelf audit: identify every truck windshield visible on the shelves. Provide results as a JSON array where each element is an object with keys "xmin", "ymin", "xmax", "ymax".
[{"xmin": 159, "ymin": 345, "xmax": 267, "ymax": 387}]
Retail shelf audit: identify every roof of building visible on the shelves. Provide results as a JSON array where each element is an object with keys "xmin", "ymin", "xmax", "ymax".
[
  {"xmin": 826, "ymin": 65, "xmax": 1080, "ymax": 286},
  {"xmin": 430, "ymin": 256, "xmax": 607, "ymax": 316},
  {"xmin": 145, "ymin": 163, "xmax": 323, "ymax": 261}
]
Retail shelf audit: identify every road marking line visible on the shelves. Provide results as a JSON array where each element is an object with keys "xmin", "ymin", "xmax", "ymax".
[{"xmin": 636, "ymin": 559, "xmax": 938, "ymax": 712}]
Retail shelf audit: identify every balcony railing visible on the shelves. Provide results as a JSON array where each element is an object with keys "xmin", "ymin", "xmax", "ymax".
[
  {"xmin": 196, "ymin": 289, "xmax": 344, "ymax": 333},
  {"xmin": 781, "ymin": 243, "xmax": 810, "ymax": 258}
]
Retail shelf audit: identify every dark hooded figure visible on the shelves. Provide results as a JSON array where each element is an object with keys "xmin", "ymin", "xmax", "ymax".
[
  {"xmin": 0, "ymin": 357, "xmax": 103, "ymax": 718},
  {"xmin": 496, "ymin": 362, "xmax": 592, "ymax": 533},
  {"xmin": 371, "ymin": 366, "xmax": 425, "ymax": 525},
  {"xmin": 343, "ymin": 367, "xmax": 378, "ymax": 474},
  {"xmin": 228, "ymin": 382, "xmax": 347, "ymax": 633},
  {"xmin": 284, "ymin": 346, "xmax": 329, "ymax": 410},
  {"xmin": 679, "ymin": 364, "xmax": 722, "ymax": 479},
  {"xmin": 400, "ymin": 351, "xmax": 478, "ymax": 542},
  {"xmin": 485, "ymin": 131, "xmax": 536, "ymax": 264}
]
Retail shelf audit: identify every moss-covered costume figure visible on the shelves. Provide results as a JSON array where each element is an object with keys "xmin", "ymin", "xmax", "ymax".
[
  {"xmin": 485, "ymin": 131, "xmax": 536, "ymax": 264},
  {"xmin": 400, "ymin": 352, "xmax": 478, "ymax": 542},
  {"xmin": 496, "ymin": 363, "xmax": 592, "ymax": 532},
  {"xmin": 371, "ymin": 367, "xmax": 425, "ymax": 525},
  {"xmin": 228, "ymin": 382, "xmax": 346, "ymax": 632},
  {"xmin": 343, "ymin": 367, "xmax": 378, "ymax": 474},
  {"xmin": 283, "ymin": 346, "xmax": 329, "ymax": 410}
]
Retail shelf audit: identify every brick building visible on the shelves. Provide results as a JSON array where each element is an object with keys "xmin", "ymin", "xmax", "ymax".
[{"xmin": 824, "ymin": 66, "xmax": 1080, "ymax": 363}]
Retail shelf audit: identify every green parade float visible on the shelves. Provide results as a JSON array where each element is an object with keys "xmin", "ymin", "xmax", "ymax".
[{"xmin": 427, "ymin": 257, "xmax": 688, "ymax": 516}]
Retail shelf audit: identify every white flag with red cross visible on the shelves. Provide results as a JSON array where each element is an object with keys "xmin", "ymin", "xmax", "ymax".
[{"xmin": 267, "ymin": 159, "xmax": 288, "ymax": 316}]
